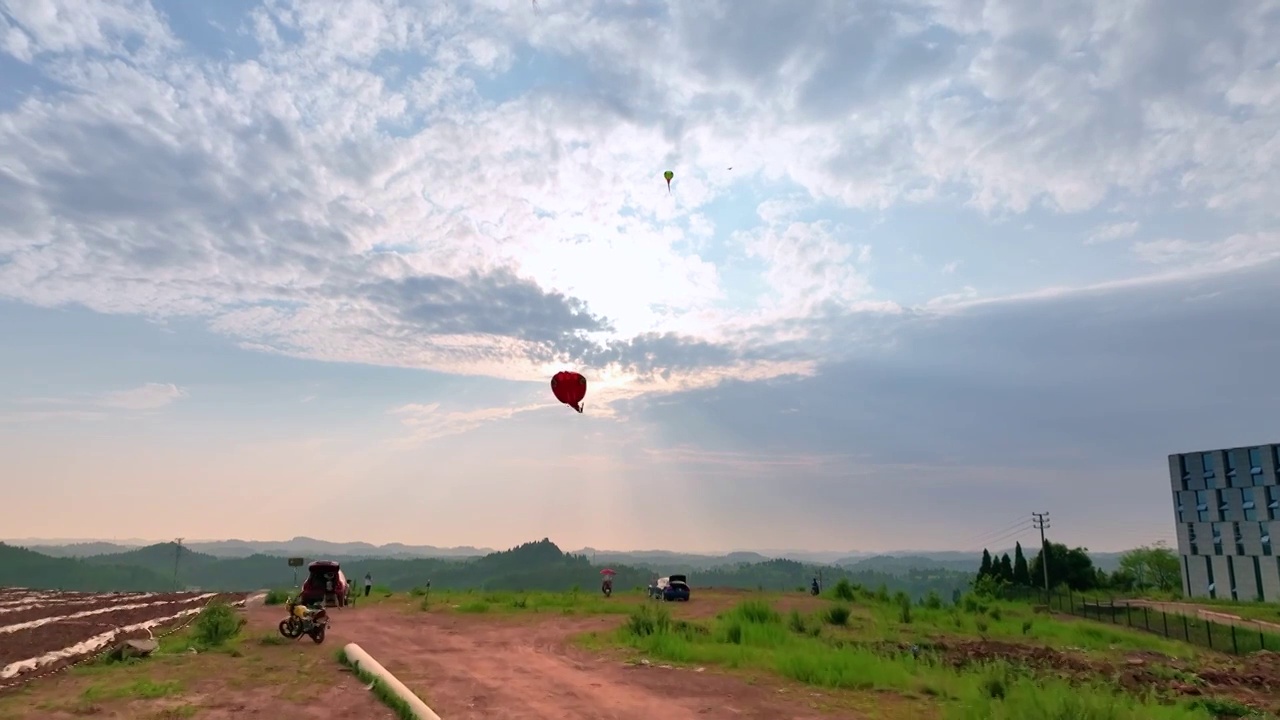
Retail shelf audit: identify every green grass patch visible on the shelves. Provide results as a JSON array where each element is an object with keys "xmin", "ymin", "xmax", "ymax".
[
  {"xmin": 609, "ymin": 600, "xmax": 1221, "ymax": 718},
  {"xmin": 426, "ymin": 589, "xmax": 636, "ymax": 616},
  {"xmin": 263, "ymin": 589, "xmax": 292, "ymax": 606},
  {"xmin": 80, "ymin": 678, "xmax": 183, "ymax": 702}
]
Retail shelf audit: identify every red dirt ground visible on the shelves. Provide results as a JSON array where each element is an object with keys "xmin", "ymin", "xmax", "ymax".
[
  {"xmin": 245, "ymin": 598, "xmax": 867, "ymax": 720},
  {"xmin": 0, "ymin": 591, "xmax": 247, "ymax": 692}
]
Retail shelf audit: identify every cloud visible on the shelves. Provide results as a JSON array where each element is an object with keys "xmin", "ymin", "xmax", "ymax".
[
  {"xmin": 616, "ymin": 263, "xmax": 1280, "ymax": 540},
  {"xmin": 389, "ymin": 400, "xmax": 546, "ymax": 445},
  {"xmin": 96, "ymin": 382, "xmax": 187, "ymax": 410},
  {"xmin": 1086, "ymin": 221, "xmax": 1140, "ymax": 245},
  {"xmin": 0, "ymin": 382, "xmax": 186, "ymax": 421},
  {"xmin": 0, "ymin": 0, "xmax": 1276, "ymax": 408}
]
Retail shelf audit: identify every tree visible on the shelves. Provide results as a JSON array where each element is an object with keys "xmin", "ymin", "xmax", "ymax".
[
  {"xmin": 978, "ymin": 549, "xmax": 993, "ymax": 582},
  {"xmin": 998, "ymin": 553, "xmax": 1014, "ymax": 583},
  {"xmin": 1028, "ymin": 541, "xmax": 1098, "ymax": 591},
  {"xmin": 1012, "ymin": 542, "xmax": 1030, "ymax": 586},
  {"xmin": 1117, "ymin": 542, "xmax": 1181, "ymax": 593}
]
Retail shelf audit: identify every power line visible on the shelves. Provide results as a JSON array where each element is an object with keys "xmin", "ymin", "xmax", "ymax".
[
  {"xmin": 959, "ymin": 517, "xmax": 1034, "ymax": 550},
  {"xmin": 1032, "ymin": 512, "xmax": 1050, "ymax": 592},
  {"xmin": 967, "ymin": 517, "xmax": 1039, "ymax": 550}
]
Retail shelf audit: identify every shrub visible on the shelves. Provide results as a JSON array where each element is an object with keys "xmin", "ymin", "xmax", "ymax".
[
  {"xmin": 923, "ymin": 590, "xmax": 943, "ymax": 609},
  {"xmin": 624, "ymin": 604, "xmax": 673, "ymax": 637},
  {"xmin": 825, "ymin": 605, "xmax": 851, "ymax": 626},
  {"xmin": 193, "ymin": 601, "xmax": 243, "ymax": 647},
  {"xmin": 788, "ymin": 609, "xmax": 808, "ymax": 634},
  {"xmin": 263, "ymin": 589, "xmax": 291, "ymax": 606},
  {"xmin": 732, "ymin": 600, "xmax": 781, "ymax": 625},
  {"xmin": 897, "ymin": 595, "xmax": 913, "ymax": 625},
  {"xmin": 832, "ymin": 578, "xmax": 856, "ymax": 601}
]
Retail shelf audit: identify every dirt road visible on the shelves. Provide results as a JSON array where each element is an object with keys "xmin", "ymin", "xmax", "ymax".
[
  {"xmin": 1125, "ymin": 599, "xmax": 1280, "ymax": 634},
  {"xmin": 270, "ymin": 602, "xmax": 861, "ymax": 720}
]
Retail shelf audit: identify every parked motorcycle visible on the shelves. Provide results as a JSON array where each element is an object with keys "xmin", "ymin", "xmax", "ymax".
[{"xmin": 279, "ymin": 598, "xmax": 329, "ymax": 644}]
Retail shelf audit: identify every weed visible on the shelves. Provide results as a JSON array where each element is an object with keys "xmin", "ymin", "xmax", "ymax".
[
  {"xmin": 263, "ymin": 589, "xmax": 291, "ymax": 606},
  {"xmin": 787, "ymin": 610, "xmax": 808, "ymax": 634},
  {"xmin": 192, "ymin": 601, "xmax": 244, "ymax": 647},
  {"xmin": 825, "ymin": 605, "xmax": 852, "ymax": 626},
  {"xmin": 832, "ymin": 579, "xmax": 856, "ymax": 601},
  {"xmin": 81, "ymin": 678, "xmax": 182, "ymax": 701}
]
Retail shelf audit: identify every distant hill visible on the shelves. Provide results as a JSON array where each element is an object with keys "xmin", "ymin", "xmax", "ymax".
[
  {"xmin": 835, "ymin": 550, "xmax": 1127, "ymax": 575},
  {"xmin": 12, "ymin": 537, "xmax": 493, "ymax": 560},
  {"xmin": 1, "ymin": 539, "xmax": 976, "ymax": 599},
  {"xmin": 0, "ymin": 543, "xmax": 173, "ymax": 592},
  {"xmin": 23, "ymin": 542, "xmax": 142, "ymax": 558}
]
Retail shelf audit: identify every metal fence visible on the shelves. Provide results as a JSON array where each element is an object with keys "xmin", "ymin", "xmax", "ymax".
[{"xmin": 1003, "ymin": 585, "xmax": 1280, "ymax": 655}]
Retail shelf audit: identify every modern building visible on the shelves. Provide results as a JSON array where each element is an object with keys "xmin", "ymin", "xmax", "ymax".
[{"xmin": 1169, "ymin": 444, "xmax": 1280, "ymax": 601}]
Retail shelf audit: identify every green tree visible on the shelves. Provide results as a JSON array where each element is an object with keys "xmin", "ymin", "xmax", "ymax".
[
  {"xmin": 1012, "ymin": 542, "xmax": 1030, "ymax": 586},
  {"xmin": 1028, "ymin": 541, "xmax": 1098, "ymax": 591},
  {"xmin": 977, "ymin": 549, "xmax": 993, "ymax": 582},
  {"xmin": 998, "ymin": 553, "xmax": 1014, "ymax": 583},
  {"xmin": 1117, "ymin": 542, "xmax": 1181, "ymax": 593}
]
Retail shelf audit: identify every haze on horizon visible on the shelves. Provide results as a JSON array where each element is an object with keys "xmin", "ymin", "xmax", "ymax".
[{"xmin": 1, "ymin": 0, "xmax": 1276, "ymax": 557}]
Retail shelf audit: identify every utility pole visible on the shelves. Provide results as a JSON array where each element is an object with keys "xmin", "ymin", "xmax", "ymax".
[
  {"xmin": 173, "ymin": 538, "xmax": 184, "ymax": 591},
  {"xmin": 1032, "ymin": 513, "xmax": 1050, "ymax": 592}
]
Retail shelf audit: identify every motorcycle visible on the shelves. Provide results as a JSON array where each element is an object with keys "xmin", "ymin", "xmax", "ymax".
[
  {"xmin": 601, "ymin": 578, "xmax": 613, "ymax": 598},
  {"xmin": 279, "ymin": 598, "xmax": 329, "ymax": 644}
]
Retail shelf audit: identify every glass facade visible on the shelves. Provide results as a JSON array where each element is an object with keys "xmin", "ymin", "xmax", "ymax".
[{"xmin": 1171, "ymin": 444, "xmax": 1280, "ymax": 602}]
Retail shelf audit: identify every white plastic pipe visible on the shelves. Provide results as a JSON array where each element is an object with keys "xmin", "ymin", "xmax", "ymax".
[{"xmin": 342, "ymin": 642, "xmax": 441, "ymax": 720}]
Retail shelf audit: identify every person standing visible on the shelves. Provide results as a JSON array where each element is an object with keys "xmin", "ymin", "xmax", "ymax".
[{"xmin": 364, "ymin": 572, "xmax": 372, "ymax": 597}]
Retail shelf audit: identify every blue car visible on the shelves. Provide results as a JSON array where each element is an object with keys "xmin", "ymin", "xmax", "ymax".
[{"xmin": 662, "ymin": 574, "xmax": 690, "ymax": 602}]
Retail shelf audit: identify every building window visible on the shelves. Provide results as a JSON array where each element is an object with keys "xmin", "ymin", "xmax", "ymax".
[
  {"xmin": 1243, "ymin": 487, "xmax": 1258, "ymax": 521},
  {"xmin": 1261, "ymin": 523, "xmax": 1272, "ymax": 556},
  {"xmin": 1249, "ymin": 447, "xmax": 1263, "ymax": 478},
  {"xmin": 1188, "ymin": 523, "xmax": 1199, "ymax": 555},
  {"xmin": 1234, "ymin": 523, "xmax": 1245, "ymax": 555},
  {"xmin": 1196, "ymin": 490, "xmax": 1211, "ymax": 521},
  {"xmin": 1268, "ymin": 486, "xmax": 1280, "ymax": 520},
  {"xmin": 1255, "ymin": 558, "xmax": 1267, "ymax": 602},
  {"xmin": 1206, "ymin": 556, "xmax": 1217, "ymax": 599},
  {"xmin": 1202, "ymin": 452, "xmax": 1217, "ymax": 487},
  {"xmin": 1212, "ymin": 524, "xmax": 1223, "ymax": 555},
  {"xmin": 1226, "ymin": 450, "xmax": 1239, "ymax": 484},
  {"xmin": 1179, "ymin": 455, "xmax": 1191, "ymax": 489},
  {"xmin": 1227, "ymin": 558, "xmax": 1238, "ymax": 600},
  {"xmin": 1219, "ymin": 490, "xmax": 1233, "ymax": 520}
]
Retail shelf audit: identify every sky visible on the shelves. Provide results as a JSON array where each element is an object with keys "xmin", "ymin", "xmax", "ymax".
[{"xmin": 1, "ymin": 0, "xmax": 1278, "ymax": 555}]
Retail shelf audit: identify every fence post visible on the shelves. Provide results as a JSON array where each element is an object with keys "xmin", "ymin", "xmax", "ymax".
[
  {"xmin": 1143, "ymin": 605, "xmax": 1150, "ymax": 631},
  {"xmin": 1231, "ymin": 623, "xmax": 1238, "ymax": 654},
  {"xmin": 1260, "ymin": 624, "xmax": 1266, "ymax": 652},
  {"xmin": 1207, "ymin": 620, "xmax": 1214, "ymax": 650},
  {"xmin": 1162, "ymin": 610, "xmax": 1169, "ymax": 638},
  {"xmin": 1182, "ymin": 614, "xmax": 1190, "ymax": 642},
  {"xmin": 1068, "ymin": 590, "xmax": 1074, "ymax": 613},
  {"xmin": 1125, "ymin": 602, "xmax": 1132, "ymax": 627},
  {"xmin": 1110, "ymin": 598, "xmax": 1116, "ymax": 624}
]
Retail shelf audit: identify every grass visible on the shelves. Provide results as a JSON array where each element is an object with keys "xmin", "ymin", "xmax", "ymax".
[
  {"xmin": 417, "ymin": 588, "xmax": 637, "ymax": 615},
  {"xmin": 597, "ymin": 596, "xmax": 1243, "ymax": 719}
]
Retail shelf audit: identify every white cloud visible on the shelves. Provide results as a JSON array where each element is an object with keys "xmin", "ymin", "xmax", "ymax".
[
  {"xmin": 97, "ymin": 382, "xmax": 187, "ymax": 410},
  {"xmin": 1086, "ymin": 221, "xmax": 1140, "ymax": 245},
  {"xmin": 0, "ymin": 0, "xmax": 1276, "ymax": 406},
  {"xmin": 1, "ymin": 382, "xmax": 186, "ymax": 420}
]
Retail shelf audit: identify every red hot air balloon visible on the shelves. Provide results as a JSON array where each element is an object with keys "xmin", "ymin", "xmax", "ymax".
[{"xmin": 550, "ymin": 371, "xmax": 587, "ymax": 413}]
